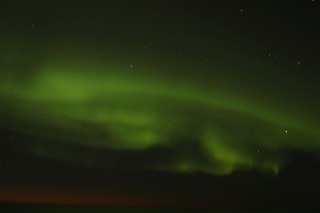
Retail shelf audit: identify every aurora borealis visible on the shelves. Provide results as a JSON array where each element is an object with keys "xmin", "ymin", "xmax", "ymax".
[
  {"xmin": 1, "ymin": 63, "xmax": 320, "ymax": 175},
  {"xmin": 1, "ymin": 0, "xmax": 320, "ymax": 211}
]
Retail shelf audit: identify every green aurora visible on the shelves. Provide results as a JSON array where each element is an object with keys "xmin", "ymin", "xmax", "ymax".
[
  {"xmin": 1, "ymin": 60, "xmax": 319, "ymax": 175},
  {"xmin": 1, "ymin": 1, "xmax": 320, "ymax": 209}
]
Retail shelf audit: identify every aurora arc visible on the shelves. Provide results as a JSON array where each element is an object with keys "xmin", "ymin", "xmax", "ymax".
[{"xmin": 1, "ymin": 63, "xmax": 319, "ymax": 175}]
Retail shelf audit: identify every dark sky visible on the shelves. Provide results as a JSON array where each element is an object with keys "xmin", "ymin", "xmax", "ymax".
[{"xmin": 0, "ymin": 0, "xmax": 320, "ymax": 211}]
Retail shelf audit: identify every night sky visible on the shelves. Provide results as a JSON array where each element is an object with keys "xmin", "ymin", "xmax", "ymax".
[{"xmin": 0, "ymin": 0, "xmax": 320, "ymax": 211}]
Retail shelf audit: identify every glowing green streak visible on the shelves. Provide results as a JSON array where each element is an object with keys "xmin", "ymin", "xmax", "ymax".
[{"xmin": 1, "ymin": 65, "xmax": 319, "ymax": 175}]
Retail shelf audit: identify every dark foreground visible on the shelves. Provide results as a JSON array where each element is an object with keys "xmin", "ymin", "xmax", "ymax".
[{"xmin": 0, "ymin": 203, "xmax": 298, "ymax": 213}]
